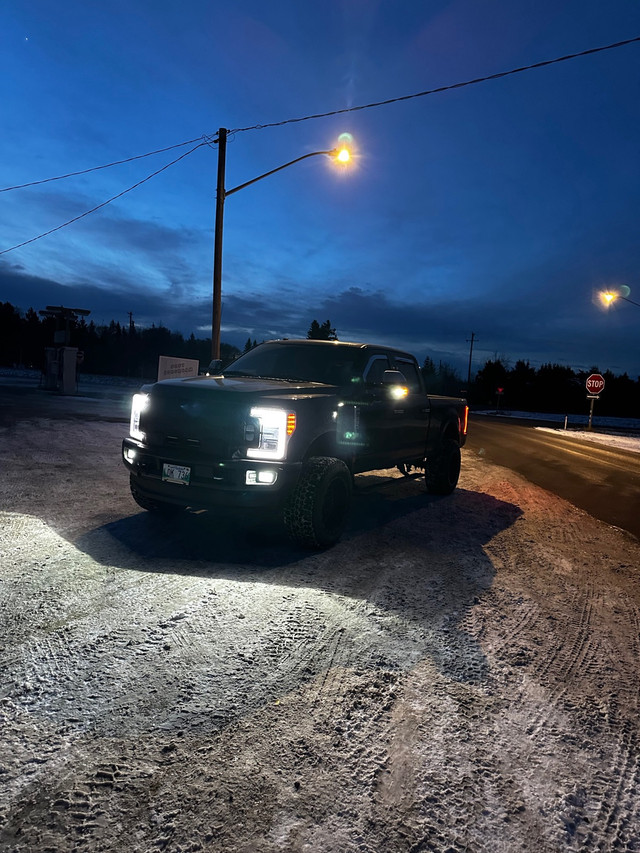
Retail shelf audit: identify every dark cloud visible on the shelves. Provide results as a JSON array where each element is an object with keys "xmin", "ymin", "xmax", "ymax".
[
  {"xmin": 8, "ymin": 188, "xmax": 205, "ymax": 257},
  {"xmin": 2, "ymin": 260, "xmax": 637, "ymax": 378}
]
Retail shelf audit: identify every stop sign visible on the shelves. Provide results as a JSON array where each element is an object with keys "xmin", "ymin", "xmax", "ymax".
[{"xmin": 586, "ymin": 373, "xmax": 605, "ymax": 394}]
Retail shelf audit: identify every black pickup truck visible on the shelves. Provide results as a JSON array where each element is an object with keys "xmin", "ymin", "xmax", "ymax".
[{"xmin": 122, "ymin": 339, "xmax": 468, "ymax": 548}]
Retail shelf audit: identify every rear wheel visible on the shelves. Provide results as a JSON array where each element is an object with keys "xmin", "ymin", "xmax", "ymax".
[
  {"xmin": 130, "ymin": 475, "xmax": 185, "ymax": 517},
  {"xmin": 284, "ymin": 456, "xmax": 352, "ymax": 549},
  {"xmin": 425, "ymin": 438, "xmax": 461, "ymax": 495}
]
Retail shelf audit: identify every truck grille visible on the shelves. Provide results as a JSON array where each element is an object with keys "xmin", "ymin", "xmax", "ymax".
[{"xmin": 141, "ymin": 386, "xmax": 245, "ymax": 457}]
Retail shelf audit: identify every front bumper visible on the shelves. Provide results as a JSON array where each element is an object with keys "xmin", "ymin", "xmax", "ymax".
[{"xmin": 122, "ymin": 437, "xmax": 302, "ymax": 510}]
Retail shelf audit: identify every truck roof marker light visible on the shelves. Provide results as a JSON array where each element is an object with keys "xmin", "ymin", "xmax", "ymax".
[{"xmin": 287, "ymin": 413, "xmax": 296, "ymax": 436}]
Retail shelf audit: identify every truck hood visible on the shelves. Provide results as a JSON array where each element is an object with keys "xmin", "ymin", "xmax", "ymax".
[
  {"xmin": 149, "ymin": 374, "xmax": 338, "ymax": 399},
  {"xmin": 138, "ymin": 375, "xmax": 337, "ymax": 456}
]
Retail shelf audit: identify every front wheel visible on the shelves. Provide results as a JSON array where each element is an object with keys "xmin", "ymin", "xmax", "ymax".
[
  {"xmin": 284, "ymin": 457, "xmax": 352, "ymax": 549},
  {"xmin": 425, "ymin": 439, "xmax": 461, "ymax": 495}
]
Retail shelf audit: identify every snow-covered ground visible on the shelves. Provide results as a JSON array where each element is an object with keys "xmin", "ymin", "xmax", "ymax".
[
  {"xmin": 535, "ymin": 426, "xmax": 640, "ymax": 454},
  {"xmin": 1, "ymin": 393, "xmax": 640, "ymax": 852}
]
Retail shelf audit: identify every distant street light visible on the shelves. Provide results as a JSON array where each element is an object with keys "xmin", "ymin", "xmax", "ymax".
[{"xmin": 210, "ymin": 128, "xmax": 353, "ymax": 360}]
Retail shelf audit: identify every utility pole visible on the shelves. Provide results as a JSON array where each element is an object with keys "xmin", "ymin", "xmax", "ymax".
[
  {"xmin": 466, "ymin": 332, "xmax": 476, "ymax": 388},
  {"xmin": 211, "ymin": 128, "xmax": 227, "ymax": 360},
  {"xmin": 127, "ymin": 312, "xmax": 134, "ymax": 376},
  {"xmin": 208, "ymin": 130, "xmax": 350, "ymax": 361}
]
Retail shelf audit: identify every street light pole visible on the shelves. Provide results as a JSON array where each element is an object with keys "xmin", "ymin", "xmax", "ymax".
[
  {"xmin": 617, "ymin": 294, "xmax": 640, "ymax": 308},
  {"xmin": 466, "ymin": 331, "xmax": 476, "ymax": 389},
  {"xmin": 210, "ymin": 127, "xmax": 351, "ymax": 360},
  {"xmin": 211, "ymin": 128, "xmax": 228, "ymax": 361}
]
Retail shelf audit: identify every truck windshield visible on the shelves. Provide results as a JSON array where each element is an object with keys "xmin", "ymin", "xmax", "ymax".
[{"xmin": 224, "ymin": 343, "xmax": 363, "ymax": 386}]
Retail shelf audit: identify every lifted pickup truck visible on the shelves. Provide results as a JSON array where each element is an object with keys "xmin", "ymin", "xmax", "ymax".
[{"xmin": 122, "ymin": 339, "xmax": 468, "ymax": 548}]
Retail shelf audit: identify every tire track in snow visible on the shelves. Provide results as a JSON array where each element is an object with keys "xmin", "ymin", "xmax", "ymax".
[
  {"xmin": 579, "ymin": 596, "xmax": 640, "ymax": 851},
  {"xmin": 311, "ymin": 626, "xmax": 351, "ymax": 720}
]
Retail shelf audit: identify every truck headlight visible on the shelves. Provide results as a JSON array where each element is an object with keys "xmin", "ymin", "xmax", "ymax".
[
  {"xmin": 130, "ymin": 393, "xmax": 149, "ymax": 441},
  {"xmin": 247, "ymin": 407, "xmax": 295, "ymax": 460}
]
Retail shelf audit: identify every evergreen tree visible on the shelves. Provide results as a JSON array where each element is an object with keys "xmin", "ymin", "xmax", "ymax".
[
  {"xmin": 421, "ymin": 356, "xmax": 437, "ymax": 378},
  {"xmin": 307, "ymin": 319, "xmax": 337, "ymax": 340}
]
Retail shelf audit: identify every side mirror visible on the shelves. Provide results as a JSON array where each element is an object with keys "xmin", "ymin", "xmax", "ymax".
[
  {"xmin": 382, "ymin": 369, "xmax": 406, "ymax": 385},
  {"xmin": 206, "ymin": 359, "xmax": 223, "ymax": 376}
]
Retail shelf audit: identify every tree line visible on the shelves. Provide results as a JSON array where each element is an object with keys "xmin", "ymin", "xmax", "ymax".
[
  {"xmin": 0, "ymin": 302, "xmax": 240, "ymax": 380},
  {"xmin": 0, "ymin": 302, "xmax": 637, "ymax": 416},
  {"xmin": 470, "ymin": 357, "xmax": 639, "ymax": 418}
]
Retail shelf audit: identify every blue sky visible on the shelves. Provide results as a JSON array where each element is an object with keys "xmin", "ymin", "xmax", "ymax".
[{"xmin": 2, "ymin": 0, "xmax": 640, "ymax": 378}]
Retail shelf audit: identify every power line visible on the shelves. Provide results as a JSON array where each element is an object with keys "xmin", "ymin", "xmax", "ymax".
[
  {"xmin": 0, "ymin": 143, "xmax": 206, "ymax": 256},
  {"xmin": 0, "ymin": 137, "xmax": 206, "ymax": 194},
  {"xmin": 1, "ymin": 33, "xmax": 638, "ymax": 255},
  {"xmin": 229, "ymin": 35, "xmax": 640, "ymax": 133},
  {"xmin": 3, "ymin": 35, "xmax": 638, "ymax": 196},
  {"xmin": 3, "ymin": 33, "xmax": 639, "ymax": 200}
]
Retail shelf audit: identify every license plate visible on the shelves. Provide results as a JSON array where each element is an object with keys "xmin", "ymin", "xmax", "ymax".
[{"xmin": 162, "ymin": 463, "xmax": 191, "ymax": 485}]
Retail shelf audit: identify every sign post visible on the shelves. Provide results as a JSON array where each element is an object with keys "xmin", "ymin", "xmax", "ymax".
[{"xmin": 585, "ymin": 373, "xmax": 605, "ymax": 431}]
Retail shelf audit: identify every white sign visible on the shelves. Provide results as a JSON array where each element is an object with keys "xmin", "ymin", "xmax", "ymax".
[{"xmin": 157, "ymin": 355, "xmax": 199, "ymax": 381}]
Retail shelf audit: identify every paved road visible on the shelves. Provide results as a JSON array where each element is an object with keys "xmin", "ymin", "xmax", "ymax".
[{"xmin": 466, "ymin": 416, "xmax": 640, "ymax": 539}]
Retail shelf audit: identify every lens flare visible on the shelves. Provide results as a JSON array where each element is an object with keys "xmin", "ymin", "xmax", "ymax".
[{"xmin": 333, "ymin": 132, "xmax": 354, "ymax": 167}]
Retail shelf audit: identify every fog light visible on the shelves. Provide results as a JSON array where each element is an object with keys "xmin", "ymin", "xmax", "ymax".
[
  {"xmin": 124, "ymin": 447, "xmax": 137, "ymax": 463},
  {"xmin": 246, "ymin": 469, "xmax": 277, "ymax": 485}
]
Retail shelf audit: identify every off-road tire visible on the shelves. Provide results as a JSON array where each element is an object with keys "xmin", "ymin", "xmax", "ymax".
[
  {"xmin": 425, "ymin": 438, "xmax": 461, "ymax": 495},
  {"xmin": 284, "ymin": 456, "xmax": 352, "ymax": 549},
  {"xmin": 130, "ymin": 475, "xmax": 185, "ymax": 517}
]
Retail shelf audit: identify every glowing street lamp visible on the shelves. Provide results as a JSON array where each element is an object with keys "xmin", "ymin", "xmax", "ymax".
[
  {"xmin": 599, "ymin": 287, "xmax": 640, "ymax": 309},
  {"xmin": 210, "ymin": 128, "xmax": 353, "ymax": 359}
]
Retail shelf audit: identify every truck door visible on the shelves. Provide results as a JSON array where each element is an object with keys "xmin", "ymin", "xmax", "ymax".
[
  {"xmin": 335, "ymin": 354, "xmax": 389, "ymax": 468},
  {"xmin": 389, "ymin": 356, "xmax": 431, "ymax": 461}
]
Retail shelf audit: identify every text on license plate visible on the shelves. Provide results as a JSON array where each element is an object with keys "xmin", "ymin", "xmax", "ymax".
[{"xmin": 162, "ymin": 463, "xmax": 191, "ymax": 485}]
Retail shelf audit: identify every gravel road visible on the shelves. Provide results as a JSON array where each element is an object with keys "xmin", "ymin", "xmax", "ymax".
[{"xmin": 1, "ymin": 403, "xmax": 639, "ymax": 852}]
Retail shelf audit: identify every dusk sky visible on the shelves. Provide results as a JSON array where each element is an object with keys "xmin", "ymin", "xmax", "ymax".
[{"xmin": 2, "ymin": 1, "xmax": 640, "ymax": 378}]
